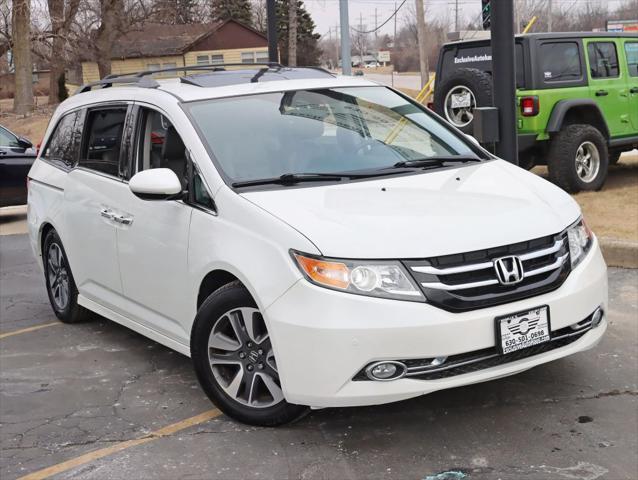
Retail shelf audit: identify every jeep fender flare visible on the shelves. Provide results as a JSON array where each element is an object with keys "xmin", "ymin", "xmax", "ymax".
[{"xmin": 546, "ymin": 99, "xmax": 610, "ymax": 139}]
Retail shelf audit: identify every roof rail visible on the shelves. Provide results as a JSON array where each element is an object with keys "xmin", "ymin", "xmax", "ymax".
[
  {"xmin": 75, "ymin": 76, "xmax": 161, "ymax": 95},
  {"xmin": 75, "ymin": 63, "xmax": 286, "ymax": 95},
  {"xmin": 75, "ymin": 63, "xmax": 334, "ymax": 95},
  {"xmin": 108, "ymin": 62, "xmax": 286, "ymax": 80}
]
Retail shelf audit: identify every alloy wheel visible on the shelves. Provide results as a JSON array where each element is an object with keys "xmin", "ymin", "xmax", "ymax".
[
  {"xmin": 574, "ymin": 141, "xmax": 600, "ymax": 183},
  {"xmin": 207, "ymin": 307, "xmax": 283, "ymax": 408},
  {"xmin": 47, "ymin": 243, "xmax": 70, "ymax": 311},
  {"xmin": 444, "ymin": 86, "xmax": 476, "ymax": 127}
]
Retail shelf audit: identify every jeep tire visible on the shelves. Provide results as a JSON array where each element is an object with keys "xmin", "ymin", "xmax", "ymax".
[
  {"xmin": 434, "ymin": 68, "xmax": 493, "ymax": 134},
  {"xmin": 548, "ymin": 124, "xmax": 608, "ymax": 193}
]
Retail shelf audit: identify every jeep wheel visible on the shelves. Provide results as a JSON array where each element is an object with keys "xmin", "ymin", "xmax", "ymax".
[
  {"xmin": 548, "ymin": 124, "xmax": 608, "ymax": 193},
  {"xmin": 434, "ymin": 68, "xmax": 493, "ymax": 134}
]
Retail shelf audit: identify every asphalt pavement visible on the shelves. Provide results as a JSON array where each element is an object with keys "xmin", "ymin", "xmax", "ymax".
[{"xmin": 1, "ymin": 228, "xmax": 637, "ymax": 480}]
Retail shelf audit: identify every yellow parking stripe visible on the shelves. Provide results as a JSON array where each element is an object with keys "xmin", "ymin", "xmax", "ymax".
[
  {"xmin": 0, "ymin": 322, "xmax": 59, "ymax": 340},
  {"xmin": 18, "ymin": 409, "xmax": 222, "ymax": 480}
]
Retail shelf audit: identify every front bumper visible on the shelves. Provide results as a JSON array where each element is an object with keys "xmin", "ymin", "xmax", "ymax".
[{"xmin": 265, "ymin": 240, "xmax": 608, "ymax": 408}]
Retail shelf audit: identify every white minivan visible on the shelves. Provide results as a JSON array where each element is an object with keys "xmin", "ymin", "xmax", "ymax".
[{"xmin": 27, "ymin": 66, "xmax": 608, "ymax": 426}]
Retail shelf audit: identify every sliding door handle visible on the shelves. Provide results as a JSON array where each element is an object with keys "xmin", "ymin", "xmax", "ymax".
[
  {"xmin": 113, "ymin": 214, "xmax": 133, "ymax": 226},
  {"xmin": 630, "ymin": 87, "xmax": 638, "ymax": 94},
  {"xmin": 595, "ymin": 90, "xmax": 608, "ymax": 97}
]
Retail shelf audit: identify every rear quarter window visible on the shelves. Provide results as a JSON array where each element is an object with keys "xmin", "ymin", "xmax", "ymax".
[
  {"xmin": 41, "ymin": 111, "xmax": 81, "ymax": 168},
  {"xmin": 540, "ymin": 42, "xmax": 582, "ymax": 83}
]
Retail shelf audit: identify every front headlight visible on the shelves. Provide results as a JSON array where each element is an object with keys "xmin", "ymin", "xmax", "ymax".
[
  {"xmin": 567, "ymin": 217, "xmax": 593, "ymax": 268},
  {"xmin": 291, "ymin": 251, "xmax": 424, "ymax": 301}
]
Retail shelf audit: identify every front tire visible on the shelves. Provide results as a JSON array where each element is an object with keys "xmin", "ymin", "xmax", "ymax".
[
  {"xmin": 191, "ymin": 281, "xmax": 308, "ymax": 426},
  {"xmin": 547, "ymin": 124, "xmax": 608, "ymax": 192},
  {"xmin": 43, "ymin": 229, "xmax": 93, "ymax": 323}
]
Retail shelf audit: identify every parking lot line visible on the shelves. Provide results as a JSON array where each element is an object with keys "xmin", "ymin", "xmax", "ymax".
[
  {"xmin": 0, "ymin": 322, "xmax": 59, "ymax": 340},
  {"xmin": 17, "ymin": 408, "xmax": 222, "ymax": 480}
]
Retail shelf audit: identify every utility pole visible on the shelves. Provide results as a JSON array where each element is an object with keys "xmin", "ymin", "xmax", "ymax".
[
  {"xmin": 547, "ymin": 0, "xmax": 553, "ymax": 32},
  {"xmin": 339, "ymin": 0, "xmax": 351, "ymax": 75},
  {"xmin": 455, "ymin": 0, "xmax": 459, "ymax": 32},
  {"xmin": 415, "ymin": 0, "xmax": 429, "ymax": 88},
  {"xmin": 335, "ymin": 23, "xmax": 340, "ymax": 68},
  {"xmin": 288, "ymin": 0, "xmax": 297, "ymax": 66},
  {"xmin": 394, "ymin": 1, "xmax": 397, "ymax": 43},
  {"xmin": 374, "ymin": 8, "xmax": 378, "ymax": 40},
  {"xmin": 491, "ymin": 0, "xmax": 518, "ymax": 163},
  {"xmin": 359, "ymin": 12, "xmax": 365, "ymax": 63},
  {"xmin": 266, "ymin": 0, "xmax": 278, "ymax": 62}
]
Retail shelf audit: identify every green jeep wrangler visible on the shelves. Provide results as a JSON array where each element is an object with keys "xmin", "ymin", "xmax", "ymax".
[{"xmin": 433, "ymin": 32, "xmax": 638, "ymax": 192}]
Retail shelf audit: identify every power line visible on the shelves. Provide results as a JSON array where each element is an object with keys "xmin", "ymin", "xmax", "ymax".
[{"xmin": 349, "ymin": 0, "xmax": 408, "ymax": 34}]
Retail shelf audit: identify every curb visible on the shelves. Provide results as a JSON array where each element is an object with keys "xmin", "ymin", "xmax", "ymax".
[{"xmin": 599, "ymin": 237, "xmax": 638, "ymax": 269}]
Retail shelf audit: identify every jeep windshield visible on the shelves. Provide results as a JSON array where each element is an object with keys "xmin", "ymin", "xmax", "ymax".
[{"xmin": 185, "ymin": 86, "xmax": 485, "ymax": 188}]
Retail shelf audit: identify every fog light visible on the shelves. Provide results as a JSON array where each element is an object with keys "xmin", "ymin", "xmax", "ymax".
[
  {"xmin": 365, "ymin": 361, "xmax": 407, "ymax": 381},
  {"xmin": 591, "ymin": 307, "xmax": 604, "ymax": 328}
]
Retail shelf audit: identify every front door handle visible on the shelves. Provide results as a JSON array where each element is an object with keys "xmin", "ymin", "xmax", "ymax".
[
  {"xmin": 631, "ymin": 87, "xmax": 638, "ymax": 94},
  {"xmin": 595, "ymin": 90, "xmax": 608, "ymax": 96},
  {"xmin": 100, "ymin": 208, "xmax": 114, "ymax": 220}
]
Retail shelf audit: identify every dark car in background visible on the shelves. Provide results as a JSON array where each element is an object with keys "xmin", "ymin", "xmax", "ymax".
[{"xmin": 0, "ymin": 125, "xmax": 37, "ymax": 207}]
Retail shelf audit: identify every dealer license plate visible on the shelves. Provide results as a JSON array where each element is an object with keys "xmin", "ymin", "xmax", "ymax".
[{"xmin": 496, "ymin": 306, "xmax": 550, "ymax": 354}]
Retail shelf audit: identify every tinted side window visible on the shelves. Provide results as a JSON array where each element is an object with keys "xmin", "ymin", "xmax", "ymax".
[
  {"xmin": 625, "ymin": 42, "xmax": 638, "ymax": 77},
  {"xmin": 79, "ymin": 107, "xmax": 127, "ymax": 177},
  {"xmin": 0, "ymin": 127, "xmax": 20, "ymax": 147},
  {"xmin": 540, "ymin": 42, "xmax": 582, "ymax": 82},
  {"xmin": 588, "ymin": 42, "xmax": 620, "ymax": 78},
  {"xmin": 42, "ymin": 111, "xmax": 80, "ymax": 167}
]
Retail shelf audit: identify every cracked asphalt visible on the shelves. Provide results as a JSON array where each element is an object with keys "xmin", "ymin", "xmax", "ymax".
[{"xmin": 1, "ymin": 231, "xmax": 637, "ymax": 480}]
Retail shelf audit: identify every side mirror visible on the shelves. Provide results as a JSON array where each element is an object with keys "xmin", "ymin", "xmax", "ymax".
[
  {"xmin": 129, "ymin": 168, "xmax": 182, "ymax": 200},
  {"xmin": 17, "ymin": 136, "xmax": 33, "ymax": 149}
]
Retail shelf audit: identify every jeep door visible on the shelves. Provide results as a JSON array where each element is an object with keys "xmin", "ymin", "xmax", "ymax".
[
  {"xmin": 584, "ymin": 38, "xmax": 632, "ymax": 137},
  {"xmin": 622, "ymin": 40, "xmax": 638, "ymax": 132}
]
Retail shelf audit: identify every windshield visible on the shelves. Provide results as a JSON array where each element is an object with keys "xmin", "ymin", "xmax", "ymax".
[{"xmin": 186, "ymin": 86, "xmax": 480, "ymax": 185}]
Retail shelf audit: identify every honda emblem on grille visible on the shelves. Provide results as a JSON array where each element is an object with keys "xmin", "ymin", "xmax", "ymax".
[{"xmin": 493, "ymin": 256, "xmax": 524, "ymax": 285}]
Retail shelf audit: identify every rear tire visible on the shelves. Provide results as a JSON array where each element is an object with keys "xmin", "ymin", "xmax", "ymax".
[
  {"xmin": 434, "ymin": 68, "xmax": 493, "ymax": 134},
  {"xmin": 43, "ymin": 229, "xmax": 93, "ymax": 323},
  {"xmin": 547, "ymin": 124, "xmax": 608, "ymax": 193},
  {"xmin": 191, "ymin": 281, "xmax": 309, "ymax": 426}
]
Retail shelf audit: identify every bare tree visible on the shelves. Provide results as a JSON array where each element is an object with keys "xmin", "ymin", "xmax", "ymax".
[
  {"xmin": 94, "ymin": 0, "xmax": 123, "ymax": 77},
  {"xmin": 47, "ymin": 0, "xmax": 80, "ymax": 102},
  {"xmin": 0, "ymin": 0, "xmax": 11, "ymax": 60},
  {"xmin": 12, "ymin": 0, "xmax": 33, "ymax": 114},
  {"xmin": 288, "ymin": 0, "xmax": 296, "ymax": 66},
  {"xmin": 252, "ymin": 0, "xmax": 266, "ymax": 33}
]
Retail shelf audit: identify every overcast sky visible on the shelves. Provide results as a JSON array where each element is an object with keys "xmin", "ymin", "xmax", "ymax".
[{"xmin": 304, "ymin": 0, "xmax": 633, "ymax": 39}]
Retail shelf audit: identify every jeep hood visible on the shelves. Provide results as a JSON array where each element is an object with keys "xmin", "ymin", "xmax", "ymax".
[{"xmin": 240, "ymin": 160, "xmax": 581, "ymax": 259}]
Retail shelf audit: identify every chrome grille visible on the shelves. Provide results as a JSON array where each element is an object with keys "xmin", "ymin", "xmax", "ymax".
[{"xmin": 403, "ymin": 233, "xmax": 570, "ymax": 312}]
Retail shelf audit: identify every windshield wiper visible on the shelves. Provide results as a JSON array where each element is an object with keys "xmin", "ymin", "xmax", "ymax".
[
  {"xmin": 393, "ymin": 155, "xmax": 482, "ymax": 169},
  {"xmin": 232, "ymin": 171, "xmax": 397, "ymax": 188}
]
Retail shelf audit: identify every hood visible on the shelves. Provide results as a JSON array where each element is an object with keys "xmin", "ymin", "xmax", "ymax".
[{"xmin": 241, "ymin": 160, "xmax": 581, "ymax": 259}]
